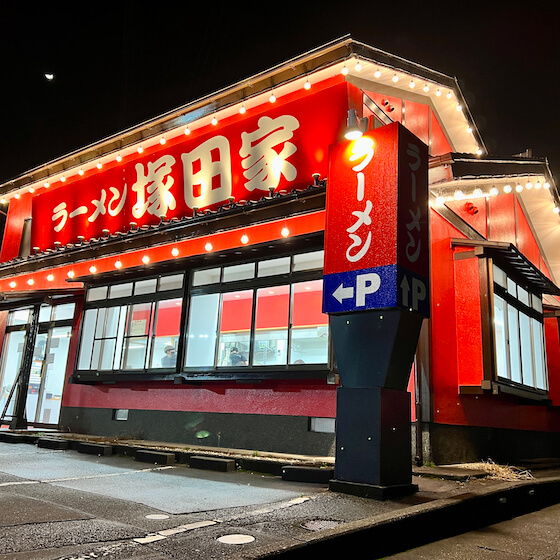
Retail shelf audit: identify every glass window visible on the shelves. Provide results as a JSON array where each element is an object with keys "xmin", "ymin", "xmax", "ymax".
[
  {"xmin": 223, "ymin": 263, "xmax": 255, "ymax": 283},
  {"xmin": 39, "ymin": 305, "xmax": 52, "ymax": 323},
  {"xmin": 507, "ymin": 305, "xmax": 522, "ymax": 383},
  {"xmin": 258, "ymin": 257, "xmax": 290, "ymax": 277},
  {"xmin": 122, "ymin": 303, "xmax": 153, "ymax": 369},
  {"xmin": 518, "ymin": 286, "xmax": 529, "ymax": 307},
  {"xmin": 52, "ymin": 303, "xmax": 75, "ymax": 321},
  {"xmin": 532, "ymin": 294, "xmax": 543, "ymax": 313},
  {"xmin": 159, "ymin": 274, "xmax": 183, "ymax": 291},
  {"xmin": 532, "ymin": 318, "xmax": 546, "ymax": 390},
  {"xmin": 135, "ymin": 279, "xmax": 157, "ymax": 295},
  {"xmin": 8, "ymin": 309, "xmax": 30, "ymax": 326},
  {"xmin": 109, "ymin": 283, "xmax": 133, "ymax": 299},
  {"xmin": 519, "ymin": 313, "xmax": 534, "ymax": 386},
  {"xmin": 218, "ymin": 290, "xmax": 253, "ymax": 366},
  {"xmin": 253, "ymin": 285, "xmax": 289, "ymax": 365},
  {"xmin": 150, "ymin": 298, "xmax": 182, "ymax": 368},
  {"xmin": 78, "ymin": 309, "xmax": 97, "ymax": 370},
  {"xmin": 87, "ymin": 286, "xmax": 108, "ymax": 302},
  {"xmin": 193, "ymin": 268, "xmax": 221, "ymax": 286},
  {"xmin": 293, "ymin": 250, "xmax": 324, "ymax": 272},
  {"xmin": 185, "ymin": 294, "xmax": 220, "ymax": 367},
  {"xmin": 493, "ymin": 264, "xmax": 507, "ymax": 288},
  {"xmin": 493, "ymin": 295, "xmax": 508, "ymax": 379},
  {"xmin": 290, "ymin": 280, "xmax": 329, "ymax": 364}
]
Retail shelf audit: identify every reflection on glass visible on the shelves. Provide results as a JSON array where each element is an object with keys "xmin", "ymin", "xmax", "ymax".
[
  {"xmin": 0, "ymin": 330, "xmax": 27, "ymax": 417},
  {"xmin": 109, "ymin": 283, "xmax": 133, "ymax": 299},
  {"xmin": 150, "ymin": 298, "xmax": 182, "ymax": 368},
  {"xmin": 253, "ymin": 285, "xmax": 289, "ymax": 365},
  {"xmin": 78, "ymin": 309, "xmax": 97, "ymax": 369},
  {"xmin": 293, "ymin": 250, "xmax": 324, "ymax": 272},
  {"xmin": 493, "ymin": 295, "xmax": 508, "ymax": 379},
  {"xmin": 185, "ymin": 294, "xmax": 220, "ymax": 367},
  {"xmin": 223, "ymin": 263, "xmax": 255, "ymax": 283},
  {"xmin": 158, "ymin": 274, "xmax": 184, "ymax": 291},
  {"xmin": 7, "ymin": 309, "xmax": 30, "ymax": 326},
  {"xmin": 123, "ymin": 303, "xmax": 153, "ymax": 369},
  {"xmin": 290, "ymin": 280, "xmax": 329, "ymax": 364},
  {"xmin": 257, "ymin": 258, "xmax": 290, "ymax": 278},
  {"xmin": 218, "ymin": 290, "xmax": 253, "ymax": 366},
  {"xmin": 135, "ymin": 278, "xmax": 157, "ymax": 295},
  {"xmin": 193, "ymin": 268, "xmax": 221, "ymax": 286},
  {"xmin": 507, "ymin": 305, "xmax": 521, "ymax": 383},
  {"xmin": 532, "ymin": 319, "xmax": 546, "ymax": 390},
  {"xmin": 520, "ymin": 313, "xmax": 534, "ymax": 386}
]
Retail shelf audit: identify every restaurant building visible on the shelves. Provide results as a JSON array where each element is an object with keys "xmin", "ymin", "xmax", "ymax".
[{"xmin": 1, "ymin": 37, "xmax": 559, "ymax": 465}]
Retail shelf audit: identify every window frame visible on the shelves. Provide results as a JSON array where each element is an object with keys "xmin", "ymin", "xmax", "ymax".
[
  {"xmin": 485, "ymin": 259, "xmax": 549, "ymax": 399},
  {"xmin": 71, "ymin": 248, "xmax": 334, "ymax": 384}
]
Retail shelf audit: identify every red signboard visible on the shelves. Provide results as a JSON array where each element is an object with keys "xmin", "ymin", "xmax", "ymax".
[
  {"xmin": 30, "ymin": 81, "xmax": 348, "ymax": 250},
  {"xmin": 323, "ymin": 122, "xmax": 429, "ymax": 316}
]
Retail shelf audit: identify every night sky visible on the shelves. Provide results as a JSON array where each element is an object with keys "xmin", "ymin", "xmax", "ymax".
[{"xmin": 2, "ymin": 2, "xmax": 559, "ymax": 184}]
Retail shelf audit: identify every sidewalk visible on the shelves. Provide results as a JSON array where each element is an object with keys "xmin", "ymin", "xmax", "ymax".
[{"xmin": 2, "ymin": 429, "xmax": 560, "ymax": 559}]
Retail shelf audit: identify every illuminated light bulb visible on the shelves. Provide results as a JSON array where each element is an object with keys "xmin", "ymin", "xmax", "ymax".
[
  {"xmin": 142, "ymin": 255, "xmax": 150, "ymax": 264},
  {"xmin": 446, "ymin": 91, "xmax": 453, "ymax": 99},
  {"xmin": 281, "ymin": 226, "xmax": 290, "ymax": 238},
  {"xmin": 554, "ymin": 206, "xmax": 560, "ymax": 214},
  {"xmin": 456, "ymin": 104, "xmax": 462, "ymax": 111},
  {"xmin": 89, "ymin": 265, "xmax": 97, "ymax": 274},
  {"xmin": 392, "ymin": 73, "xmax": 399, "ymax": 83},
  {"xmin": 241, "ymin": 234, "xmax": 249, "ymax": 245},
  {"xmin": 29, "ymin": 187, "xmax": 34, "ymax": 193},
  {"xmin": 160, "ymin": 137, "xmax": 166, "ymax": 145},
  {"xmin": 504, "ymin": 184, "xmax": 512, "ymax": 193},
  {"xmin": 355, "ymin": 61, "xmax": 362, "ymax": 71},
  {"xmin": 114, "ymin": 260, "xmax": 122, "ymax": 269},
  {"xmin": 211, "ymin": 116, "xmax": 218, "ymax": 125},
  {"xmin": 535, "ymin": 181, "xmax": 542, "ymax": 190},
  {"xmin": 184, "ymin": 127, "xmax": 191, "ymax": 135},
  {"xmin": 269, "ymin": 93, "xmax": 276, "ymax": 103},
  {"xmin": 341, "ymin": 65, "xmax": 348, "ymax": 75},
  {"xmin": 116, "ymin": 154, "xmax": 122, "ymax": 162},
  {"xmin": 9, "ymin": 281, "xmax": 16, "ymax": 288},
  {"xmin": 516, "ymin": 183, "xmax": 523, "ymax": 193},
  {"xmin": 490, "ymin": 187, "xmax": 499, "ymax": 196},
  {"xmin": 47, "ymin": 274, "xmax": 54, "ymax": 281},
  {"xmin": 67, "ymin": 270, "xmax": 75, "ymax": 278},
  {"xmin": 239, "ymin": 105, "xmax": 246, "ymax": 114},
  {"xmin": 60, "ymin": 176, "xmax": 66, "ymax": 183},
  {"xmin": 171, "ymin": 247, "xmax": 179, "ymax": 257},
  {"xmin": 0, "ymin": 199, "xmax": 6, "ymax": 204},
  {"xmin": 544, "ymin": 181, "xmax": 551, "ymax": 189},
  {"xmin": 78, "ymin": 169, "xmax": 84, "ymax": 176},
  {"xmin": 454, "ymin": 189, "xmax": 464, "ymax": 200},
  {"xmin": 435, "ymin": 195, "xmax": 446, "ymax": 206},
  {"xmin": 476, "ymin": 148, "xmax": 483, "ymax": 155},
  {"xmin": 44, "ymin": 182, "xmax": 50, "ymax": 188},
  {"xmin": 409, "ymin": 80, "xmax": 415, "ymax": 89},
  {"xmin": 435, "ymin": 88, "xmax": 442, "ymax": 97},
  {"xmin": 526, "ymin": 181, "xmax": 533, "ymax": 190},
  {"xmin": 304, "ymin": 79, "xmax": 311, "ymax": 90},
  {"xmin": 14, "ymin": 193, "xmax": 20, "ymax": 199},
  {"xmin": 374, "ymin": 68, "xmax": 381, "ymax": 78},
  {"xmin": 423, "ymin": 84, "xmax": 429, "ymax": 92},
  {"xmin": 467, "ymin": 126, "xmax": 473, "ymax": 133},
  {"xmin": 96, "ymin": 162, "xmax": 103, "ymax": 169},
  {"xmin": 204, "ymin": 241, "xmax": 213, "ymax": 252},
  {"xmin": 27, "ymin": 278, "xmax": 34, "ymax": 286},
  {"xmin": 473, "ymin": 188, "xmax": 483, "ymax": 197},
  {"xmin": 138, "ymin": 146, "xmax": 144, "ymax": 154}
]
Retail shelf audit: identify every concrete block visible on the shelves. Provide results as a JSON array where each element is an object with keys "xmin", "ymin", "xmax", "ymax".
[
  {"xmin": 135, "ymin": 449, "xmax": 175, "ymax": 465},
  {"xmin": 78, "ymin": 442, "xmax": 113, "ymax": 456},
  {"xmin": 238, "ymin": 457, "xmax": 286, "ymax": 476},
  {"xmin": 189, "ymin": 455, "xmax": 235, "ymax": 472},
  {"xmin": 282, "ymin": 465, "xmax": 334, "ymax": 483},
  {"xmin": 37, "ymin": 438, "xmax": 69, "ymax": 450}
]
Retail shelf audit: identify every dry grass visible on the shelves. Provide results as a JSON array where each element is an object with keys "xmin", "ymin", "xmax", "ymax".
[{"xmin": 457, "ymin": 459, "xmax": 534, "ymax": 481}]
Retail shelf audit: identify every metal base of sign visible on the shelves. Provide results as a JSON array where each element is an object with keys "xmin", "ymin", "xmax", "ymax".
[{"xmin": 329, "ymin": 479, "xmax": 418, "ymax": 500}]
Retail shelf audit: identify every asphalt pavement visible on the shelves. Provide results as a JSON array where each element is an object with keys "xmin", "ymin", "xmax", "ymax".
[{"xmin": 1, "ymin": 432, "xmax": 560, "ymax": 559}]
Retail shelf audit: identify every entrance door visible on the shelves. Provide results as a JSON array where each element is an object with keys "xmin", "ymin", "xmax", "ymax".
[
  {"xmin": 26, "ymin": 326, "xmax": 72, "ymax": 424},
  {"xmin": 0, "ymin": 302, "xmax": 75, "ymax": 428}
]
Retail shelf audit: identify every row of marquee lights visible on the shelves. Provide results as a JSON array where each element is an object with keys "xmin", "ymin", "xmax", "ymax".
[
  {"xmin": 0, "ymin": 56, "xmax": 478, "ymax": 203},
  {"xmin": 433, "ymin": 178, "xmax": 560, "ymax": 214},
  {"xmin": 5, "ymin": 224, "xmax": 293, "ymax": 290}
]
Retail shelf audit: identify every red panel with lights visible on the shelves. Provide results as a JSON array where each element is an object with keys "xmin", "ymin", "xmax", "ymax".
[{"xmin": 29, "ymin": 81, "xmax": 348, "ymax": 251}]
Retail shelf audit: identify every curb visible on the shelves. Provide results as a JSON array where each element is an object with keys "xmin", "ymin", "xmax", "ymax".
[{"xmin": 266, "ymin": 478, "xmax": 560, "ymax": 558}]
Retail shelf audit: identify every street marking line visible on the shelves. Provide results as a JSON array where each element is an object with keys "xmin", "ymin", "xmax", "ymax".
[
  {"xmin": 158, "ymin": 520, "xmax": 217, "ymax": 536},
  {"xmin": 0, "ymin": 480, "xmax": 40, "ymax": 487},
  {"xmin": 133, "ymin": 534, "xmax": 167, "ymax": 544}
]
